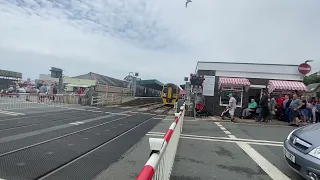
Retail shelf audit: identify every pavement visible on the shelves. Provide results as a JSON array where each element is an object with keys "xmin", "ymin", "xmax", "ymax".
[
  {"xmin": 0, "ymin": 105, "xmax": 169, "ymax": 180},
  {"xmin": 144, "ymin": 118, "xmax": 304, "ymax": 180}
]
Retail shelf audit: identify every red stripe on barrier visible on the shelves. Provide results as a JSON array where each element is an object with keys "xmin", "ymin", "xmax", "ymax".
[
  {"xmin": 136, "ymin": 165, "xmax": 155, "ymax": 180},
  {"xmin": 174, "ymin": 117, "xmax": 179, "ymax": 124},
  {"xmin": 163, "ymin": 129, "xmax": 174, "ymax": 142}
]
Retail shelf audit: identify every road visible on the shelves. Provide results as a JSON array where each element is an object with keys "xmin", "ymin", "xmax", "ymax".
[
  {"xmin": 0, "ymin": 105, "xmax": 167, "ymax": 180},
  {"xmin": 148, "ymin": 119, "xmax": 305, "ymax": 180}
]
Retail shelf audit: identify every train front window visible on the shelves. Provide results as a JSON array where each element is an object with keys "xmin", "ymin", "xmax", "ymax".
[
  {"xmin": 163, "ymin": 87, "xmax": 168, "ymax": 93},
  {"xmin": 172, "ymin": 87, "xmax": 177, "ymax": 95}
]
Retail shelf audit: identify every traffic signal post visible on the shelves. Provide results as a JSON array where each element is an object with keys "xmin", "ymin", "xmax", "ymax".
[{"xmin": 189, "ymin": 74, "xmax": 205, "ymax": 117}]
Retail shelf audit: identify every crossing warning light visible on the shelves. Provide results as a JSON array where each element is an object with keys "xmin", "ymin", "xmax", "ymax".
[{"xmin": 190, "ymin": 74, "xmax": 205, "ymax": 87}]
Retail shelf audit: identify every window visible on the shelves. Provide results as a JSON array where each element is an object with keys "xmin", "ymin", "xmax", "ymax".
[
  {"xmin": 162, "ymin": 86, "xmax": 168, "ymax": 93},
  {"xmin": 219, "ymin": 87, "xmax": 243, "ymax": 107}
]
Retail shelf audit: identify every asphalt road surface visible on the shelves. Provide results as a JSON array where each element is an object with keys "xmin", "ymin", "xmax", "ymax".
[
  {"xmin": 0, "ymin": 106, "xmax": 166, "ymax": 180},
  {"xmin": 164, "ymin": 120, "xmax": 305, "ymax": 180}
]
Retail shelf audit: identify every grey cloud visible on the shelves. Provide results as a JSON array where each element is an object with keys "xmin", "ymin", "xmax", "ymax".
[{"xmin": 3, "ymin": 0, "xmax": 187, "ymax": 52}]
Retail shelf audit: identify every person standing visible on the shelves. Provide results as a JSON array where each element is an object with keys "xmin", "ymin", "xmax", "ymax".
[
  {"xmin": 289, "ymin": 94, "xmax": 304, "ymax": 127},
  {"xmin": 259, "ymin": 91, "xmax": 269, "ymax": 122},
  {"xmin": 227, "ymin": 93, "xmax": 237, "ymax": 122}
]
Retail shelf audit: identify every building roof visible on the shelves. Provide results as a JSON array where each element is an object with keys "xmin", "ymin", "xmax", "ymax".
[
  {"xmin": 197, "ymin": 61, "xmax": 300, "ymax": 67},
  {"xmin": 137, "ymin": 79, "xmax": 163, "ymax": 91},
  {"xmin": 74, "ymin": 72, "xmax": 127, "ymax": 88},
  {"xmin": 306, "ymin": 83, "xmax": 320, "ymax": 93},
  {"xmin": 0, "ymin": 69, "xmax": 22, "ymax": 78},
  {"xmin": 74, "ymin": 73, "xmax": 164, "ymax": 90}
]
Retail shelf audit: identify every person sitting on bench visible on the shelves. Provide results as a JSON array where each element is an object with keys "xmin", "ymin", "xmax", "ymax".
[{"xmin": 241, "ymin": 99, "xmax": 258, "ymax": 118}]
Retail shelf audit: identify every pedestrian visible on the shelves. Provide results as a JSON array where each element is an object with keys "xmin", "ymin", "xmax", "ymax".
[{"xmin": 227, "ymin": 93, "xmax": 237, "ymax": 122}]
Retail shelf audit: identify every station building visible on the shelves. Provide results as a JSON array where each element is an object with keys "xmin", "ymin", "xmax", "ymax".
[
  {"xmin": 0, "ymin": 69, "xmax": 22, "ymax": 90},
  {"xmin": 196, "ymin": 61, "xmax": 308, "ymax": 116},
  {"xmin": 75, "ymin": 72, "xmax": 163, "ymax": 97}
]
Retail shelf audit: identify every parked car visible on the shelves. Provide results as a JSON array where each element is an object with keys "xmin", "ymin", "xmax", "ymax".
[{"xmin": 284, "ymin": 124, "xmax": 320, "ymax": 180}]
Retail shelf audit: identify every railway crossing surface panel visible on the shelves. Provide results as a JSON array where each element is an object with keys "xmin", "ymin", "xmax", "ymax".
[{"xmin": 0, "ymin": 105, "xmax": 167, "ymax": 180}]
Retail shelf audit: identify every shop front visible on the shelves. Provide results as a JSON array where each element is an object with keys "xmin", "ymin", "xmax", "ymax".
[{"xmin": 196, "ymin": 62, "xmax": 308, "ymax": 116}]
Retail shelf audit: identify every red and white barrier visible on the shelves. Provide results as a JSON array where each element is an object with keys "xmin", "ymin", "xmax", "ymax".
[
  {"xmin": 136, "ymin": 104, "xmax": 185, "ymax": 180},
  {"xmin": 0, "ymin": 92, "xmax": 87, "ymax": 110}
]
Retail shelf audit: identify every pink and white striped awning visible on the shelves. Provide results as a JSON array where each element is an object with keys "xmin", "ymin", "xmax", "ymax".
[
  {"xmin": 179, "ymin": 90, "xmax": 187, "ymax": 95},
  {"xmin": 218, "ymin": 77, "xmax": 251, "ymax": 89},
  {"xmin": 268, "ymin": 80, "xmax": 307, "ymax": 93}
]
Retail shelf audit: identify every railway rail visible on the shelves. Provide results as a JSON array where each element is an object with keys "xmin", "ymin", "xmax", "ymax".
[{"xmin": 0, "ymin": 102, "xmax": 172, "ymax": 180}]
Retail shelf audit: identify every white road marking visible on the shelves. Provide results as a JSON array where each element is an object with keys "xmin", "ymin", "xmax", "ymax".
[
  {"xmin": 86, "ymin": 110, "xmax": 102, "ymax": 113},
  {"xmin": 224, "ymin": 130, "xmax": 231, "ymax": 135},
  {"xmin": 147, "ymin": 132, "xmax": 283, "ymax": 144},
  {"xmin": 69, "ymin": 121, "xmax": 85, "ymax": 125},
  {"xmin": 236, "ymin": 141, "xmax": 290, "ymax": 179},
  {"xmin": 216, "ymin": 123, "xmax": 291, "ymax": 180},
  {"xmin": 0, "ymin": 110, "xmax": 25, "ymax": 116},
  {"xmin": 153, "ymin": 117, "xmax": 164, "ymax": 120},
  {"xmin": 64, "ymin": 107, "xmax": 86, "ymax": 111},
  {"xmin": 146, "ymin": 134, "xmax": 282, "ymax": 147},
  {"xmin": 220, "ymin": 127, "xmax": 227, "ymax": 131},
  {"xmin": 104, "ymin": 112, "xmax": 130, "ymax": 116},
  {"xmin": 120, "ymin": 106, "xmax": 131, "ymax": 109}
]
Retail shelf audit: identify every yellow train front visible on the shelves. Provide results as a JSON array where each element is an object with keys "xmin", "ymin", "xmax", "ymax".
[{"xmin": 161, "ymin": 83, "xmax": 180, "ymax": 105}]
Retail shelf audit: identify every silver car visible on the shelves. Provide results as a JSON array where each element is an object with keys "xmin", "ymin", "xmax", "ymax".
[{"xmin": 284, "ymin": 123, "xmax": 320, "ymax": 180}]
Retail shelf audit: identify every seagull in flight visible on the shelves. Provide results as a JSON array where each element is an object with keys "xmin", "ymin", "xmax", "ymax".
[{"xmin": 186, "ymin": 0, "xmax": 192, "ymax": 8}]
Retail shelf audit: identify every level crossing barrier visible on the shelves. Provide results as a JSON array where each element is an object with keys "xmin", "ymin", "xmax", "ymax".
[
  {"xmin": 0, "ymin": 92, "xmax": 88, "ymax": 110},
  {"xmin": 136, "ymin": 103, "xmax": 185, "ymax": 180}
]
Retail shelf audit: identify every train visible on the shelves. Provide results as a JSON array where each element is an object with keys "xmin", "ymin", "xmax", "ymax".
[{"xmin": 161, "ymin": 83, "xmax": 180, "ymax": 105}]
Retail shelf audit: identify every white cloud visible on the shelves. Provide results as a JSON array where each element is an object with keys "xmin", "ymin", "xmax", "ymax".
[{"xmin": 0, "ymin": 0, "xmax": 320, "ymax": 85}]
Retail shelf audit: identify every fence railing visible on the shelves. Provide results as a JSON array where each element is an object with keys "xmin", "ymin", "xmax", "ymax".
[
  {"xmin": 136, "ymin": 103, "xmax": 185, "ymax": 180},
  {"xmin": 91, "ymin": 95, "xmax": 104, "ymax": 106},
  {"xmin": 0, "ymin": 92, "xmax": 88, "ymax": 110}
]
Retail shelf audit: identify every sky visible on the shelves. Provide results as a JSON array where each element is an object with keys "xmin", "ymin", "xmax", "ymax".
[{"xmin": 0, "ymin": 0, "xmax": 320, "ymax": 85}]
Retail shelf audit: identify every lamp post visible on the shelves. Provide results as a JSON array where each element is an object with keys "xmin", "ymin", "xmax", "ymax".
[{"xmin": 305, "ymin": 60, "xmax": 313, "ymax": 64}]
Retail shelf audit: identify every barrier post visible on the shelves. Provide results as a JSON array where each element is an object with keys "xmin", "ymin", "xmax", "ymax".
[{"xmin": 136, "ymin": 104, "xmax": 185, "ymax": 180}]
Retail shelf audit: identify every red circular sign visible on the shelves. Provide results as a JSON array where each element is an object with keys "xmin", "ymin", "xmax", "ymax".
[{"xmin": 298, "ymin": 63, "xmax": 311, "ymax": 75}]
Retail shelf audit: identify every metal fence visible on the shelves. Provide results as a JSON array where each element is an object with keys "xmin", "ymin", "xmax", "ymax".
[
  {"xmin": 0, "ymin": 92, "xmax": 88, "ymax": 110},
  {"xmin": 136, "ymin": 103, "xmax": 185, "ymax": 180}
]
